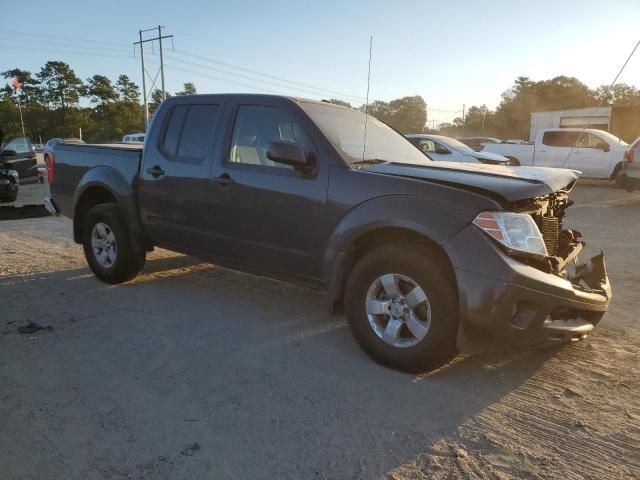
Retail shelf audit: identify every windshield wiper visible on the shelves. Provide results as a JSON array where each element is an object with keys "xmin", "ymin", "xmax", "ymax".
[{"xmin": 351, "ymin": 158, "xmax": 388, "ymax": 169}]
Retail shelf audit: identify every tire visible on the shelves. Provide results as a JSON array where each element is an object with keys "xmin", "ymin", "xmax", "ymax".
[
  {"xmin": 345, "ymin": 242, "xmax": 459, "ymax": 373},
  {"xmin": 0, "ymin": 191, "xmax": 17, "ymax": 203},
  {"xmin": 82, "ymin": 203, "xmax": 146, "ymax": 284}
]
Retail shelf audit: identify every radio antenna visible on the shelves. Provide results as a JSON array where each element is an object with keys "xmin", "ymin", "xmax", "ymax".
[{"xmin": 362, "ymin": 35, "xmax": 373, "ymax": 161}]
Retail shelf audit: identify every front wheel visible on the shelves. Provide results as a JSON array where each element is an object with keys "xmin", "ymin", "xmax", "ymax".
[
  {"xmin": 82, "ymin": 203, "xmax": 146, "ymax": 284},
  {"xmin": 0, "ymin": 192, "xmax": 17, "ymax": 203},
  {"xmin": 345, "ymin": 242, "xmax": 459, "ymax": 373}
]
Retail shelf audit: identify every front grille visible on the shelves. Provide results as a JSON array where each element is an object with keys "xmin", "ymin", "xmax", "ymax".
[{"xmin": 540, "ymin": 216, "xmax": 559, "ymax": 256}]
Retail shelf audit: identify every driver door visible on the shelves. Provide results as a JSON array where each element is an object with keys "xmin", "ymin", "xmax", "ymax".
[{"xmin": 568, "ymin": 132, "xmax": 613, "ymax": 178}]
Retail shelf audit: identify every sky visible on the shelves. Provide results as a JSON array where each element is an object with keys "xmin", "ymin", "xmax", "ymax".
[{"xmin": 1, "ymin": 0, "xmax": 639, "ymax": 125}]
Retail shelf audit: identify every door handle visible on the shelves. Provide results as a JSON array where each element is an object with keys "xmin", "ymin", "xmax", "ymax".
[
  {"xmin": 146, "ymin": 165, "xmax": 165, "ymax": 178},
  {"xmin": 213, "ymin": 173, "xmax": 235, "ymax": 187}
]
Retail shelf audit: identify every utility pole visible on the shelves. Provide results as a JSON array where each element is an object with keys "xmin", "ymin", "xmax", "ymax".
[
  {"xmin": 137, "ymin": 29, "xmax": 149, "ymax": 131},
  {"xmin": 134, "ymin": 26, "xmax": 174, "ymax": 131},
  {"xmin": 158, "ymin": 25, "xmax": 166, "ymax": 101},
  {"xmin": 461, "ymin": 104, "xmax": 466, "ymax": 137}
]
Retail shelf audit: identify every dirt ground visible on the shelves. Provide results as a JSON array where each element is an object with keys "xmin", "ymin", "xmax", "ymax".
[{"xmin": 1, "ymin": 181, "xmax": 639, "ymax": 479}]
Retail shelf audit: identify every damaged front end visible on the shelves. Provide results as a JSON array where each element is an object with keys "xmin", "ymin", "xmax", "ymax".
[
  {"xmin": 462, "ymin": 179, "xmax": 611, "ymax": 348},
  {"xmin": 509, "ymin": 188, "xmax": 609, "ymax": 296}
]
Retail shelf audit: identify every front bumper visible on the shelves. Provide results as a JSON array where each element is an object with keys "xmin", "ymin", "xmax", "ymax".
[
  {"xmin": 619, "ymin": 168, "xmax": 640, "ymax": 192},
  {"xmin": 0, "ymin": 179, "xmax": 19, "ymax": 197},
  {"xmin": 444, "ymin": 224, "xmax": 611, "ymax": 351}
]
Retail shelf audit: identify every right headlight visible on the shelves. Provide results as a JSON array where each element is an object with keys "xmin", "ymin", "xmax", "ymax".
[{"xmin": 473, "ymin": 211, "xmax": 548, "ymax": 257}]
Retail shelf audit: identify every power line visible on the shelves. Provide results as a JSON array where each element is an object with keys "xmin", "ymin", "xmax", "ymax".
[
  {"xmin": 0, "ymin": 41, "xmax": 134, "ymax": 60},
  {"xmin": 2, "ymin": 30, "xmax": 367, "ymax": 104},
  {"xmin": 561, "ymin": 36, "xmax": 640, "ymax": 167},
  {"xmin": 170, "ymin": 49, "xmax": 367, "ymax": 103},
  {"xmin": 0, "ymin": 29, "xmax": 130, "ymax": 48},
  {"xmin": 160, "ymin": 53, "xmax": 364, "ymax": 102}
]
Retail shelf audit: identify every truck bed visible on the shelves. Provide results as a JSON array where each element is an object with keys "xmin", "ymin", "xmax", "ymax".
[{"xmin": 50, "ymin": 143, "xmax": 143, "ymax": 219}]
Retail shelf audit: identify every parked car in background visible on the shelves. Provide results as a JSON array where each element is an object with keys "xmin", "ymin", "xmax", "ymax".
[
  {"xmin": 45, "ymin": 94, "xmax": 611, "ymax": 373},
  {"xmin": 620, "ymin": 136, "xmax": 639, "ymax": 191},
  {"xmin": 458, "ymin": 136, "xmax": 503, "ymax": 152},
  {"xmin": 0, "ymin": 158, "xmax": 19, "ymax": 202},
  {"xmin": 44, "ymin": 138, "xmax": 84, "ymax": 166},
  {"xmin": 0, "ymin": 136, "xmax": 38, "ymax": 183},
  {"xmin": 123, "ymin": 133, "xmax": 145, "ymax": 143},
  {"xmin": 406, "ymin": 134, "xmax": 510, "ymax": 165},
  {"xmin": 483, "ymin": 128, "xmax": 629, "ymax": 180}
]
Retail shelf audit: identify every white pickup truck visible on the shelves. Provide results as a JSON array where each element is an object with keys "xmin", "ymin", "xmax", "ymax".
[{"xmin": 483, "ymin": 128, "xmax": 629, "ymax": 180}]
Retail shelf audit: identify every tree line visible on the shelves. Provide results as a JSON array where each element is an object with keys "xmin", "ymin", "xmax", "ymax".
[
  {"xmin": 437, "ymin": 76, "xmax": 640, "ymax": 140},
  {"xmin": 2, "ymin": 60, "xmax": 638, "ymax": 144},
  {"xmin": 0, "ymin": 61, "xmax": 196, "ymax": 143}
]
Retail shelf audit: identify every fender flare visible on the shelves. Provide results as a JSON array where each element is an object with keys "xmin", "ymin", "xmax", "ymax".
[
  {"xmin": 73, "ymin": 166, "xmax": 149, "ymax": 249},
  {"xmin": 323, "ymin": 195, "xmax": 473, "ymax": 308}
]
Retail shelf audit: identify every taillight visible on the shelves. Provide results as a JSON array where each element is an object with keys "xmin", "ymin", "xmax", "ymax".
[
  {"xmin": 625, "ymin": 150, "xmax": 634, "ymax": 162},
  {"xmin": 47, "ymin": 151, "xmax": 55, "ymax": 184}
]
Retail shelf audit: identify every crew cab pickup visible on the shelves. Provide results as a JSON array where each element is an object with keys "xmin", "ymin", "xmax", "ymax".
[
  {"xmin": 45, "ymin": 95, "xmax": 611, "ymax": 372},
  {"xmin": 483, "ymin": 128, "xmax": 629, "ymax": 180}
]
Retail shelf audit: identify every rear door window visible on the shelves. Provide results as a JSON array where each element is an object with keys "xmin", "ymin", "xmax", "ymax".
[
  {"xmin": 161, "ymin": 104, "xmax": 219, "ymax": 161},
  {"xmin": 542, "ymin": 131, "xmax": 580, "ymax": 147}
]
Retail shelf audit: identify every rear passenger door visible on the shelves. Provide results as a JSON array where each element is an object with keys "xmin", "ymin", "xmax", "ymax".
[{"xmin": 139, "ymin": 100, "xmax": 221, "ymax": 250}]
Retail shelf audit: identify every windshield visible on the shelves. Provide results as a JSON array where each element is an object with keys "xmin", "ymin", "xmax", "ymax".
[
  {"xmin": 594, "ymin": 130, "xmax": 628, "ymax": 147},
  {"xmin": 299, "ymin": 102, "xmax": 430, "ymax": 165},
  {"xmin": 432, "ymin": 136, "xmax": 476, "ymax": 154}
]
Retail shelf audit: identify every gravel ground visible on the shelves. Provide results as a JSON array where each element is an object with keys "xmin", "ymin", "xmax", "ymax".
[{"xmin": 0, "ymin": 181, "xmax": 639, "ymax": 479}]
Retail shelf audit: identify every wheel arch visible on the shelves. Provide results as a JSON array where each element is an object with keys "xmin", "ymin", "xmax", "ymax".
[
  {"xmin": 324, "ymin": 196, "xmax": 466, "ymax": 314},
  {"xmin": 72, "ymin": 167, "xmax": 151, "ymax": 251},
  {"xmin": 610, "ymin": 161, "xmax": 623, "ymax": 180}
]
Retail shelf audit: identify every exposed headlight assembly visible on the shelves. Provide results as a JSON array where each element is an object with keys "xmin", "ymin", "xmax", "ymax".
[
  {"xmin": 8, "ymin": 169, "xmax": 19, "ymax": 181},
  {"xmin": 473, "ymin": 211, "xmax": 548, "ymax": 257}
]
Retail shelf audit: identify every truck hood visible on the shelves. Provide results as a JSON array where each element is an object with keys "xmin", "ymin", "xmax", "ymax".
[{"xmin": 365, "ymin": 161, "xmax": 580, "ymax": 202}]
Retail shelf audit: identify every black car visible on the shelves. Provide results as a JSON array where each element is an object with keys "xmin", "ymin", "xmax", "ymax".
[
  {"xmin": 45, "ymin": 94, "xmax": 611, "ymax": 372},
  {"xmin": 0, "ymin": 160, "xmax": 19, "ymax": 202},
  {"xmin": 0, "ymin": 135, "xmax": 38, "ymax": 183}
]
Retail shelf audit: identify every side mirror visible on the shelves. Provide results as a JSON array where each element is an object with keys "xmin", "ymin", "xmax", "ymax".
[
  {"xmin": 0, "ymin": 149, "xmax": 17, "ymax": 157},
  {"xmin": 266, "ymin": 141, "xmax": 314, "ymax": 172}
]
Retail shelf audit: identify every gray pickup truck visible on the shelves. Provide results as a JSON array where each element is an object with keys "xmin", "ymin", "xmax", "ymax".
[{"xmin": 45, "ymin": 94, "xmax": 611, "ymax": 372}]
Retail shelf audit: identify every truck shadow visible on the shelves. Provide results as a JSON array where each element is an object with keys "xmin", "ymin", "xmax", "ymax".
[{"xmin": 2, "ymin": 253, "xmax": 560, "ymax": 479}]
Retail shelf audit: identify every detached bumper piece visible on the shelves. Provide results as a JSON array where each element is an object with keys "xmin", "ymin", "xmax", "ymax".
[{"xmin": 44, "ymin": 197, "xmax": 60, "ymax": 216}]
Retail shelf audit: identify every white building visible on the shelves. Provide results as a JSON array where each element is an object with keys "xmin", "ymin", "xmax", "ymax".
[{"xmin": 530, "ymin": 107, "xmax": 612, "ymax": 141}]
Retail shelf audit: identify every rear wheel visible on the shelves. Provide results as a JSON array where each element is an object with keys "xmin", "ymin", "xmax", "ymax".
[
  {"xmin": 345, "ymin": 242, "xmax": 459, "ymax": 372},
  {"xmin": 82, "ymin": 203, "xmax": 145, "ymax": 284}
]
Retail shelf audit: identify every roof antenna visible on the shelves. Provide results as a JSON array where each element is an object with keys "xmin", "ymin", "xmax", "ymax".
[{"xmin": 362, "ymin": 35, "xmax": 373, "ymax": 161}]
